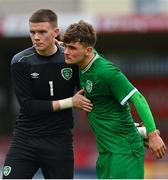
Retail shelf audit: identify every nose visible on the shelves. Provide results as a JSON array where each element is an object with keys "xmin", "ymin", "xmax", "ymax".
[
  {"xmin": 64, "ymin": 47, "xmax": 69, "ymax": 55},
  {"xmin": 34, "ymin": 33, "xmax": 40, "ymax": 40}
]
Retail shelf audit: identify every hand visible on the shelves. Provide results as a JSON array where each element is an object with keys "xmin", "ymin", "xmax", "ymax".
[
  {"xmin": 148, "ymin": 130, "xmax": 167, "ymax": 159},
  {"xmin": 72, "ymin": 89, "xmax": 93, "ymax": 112}
]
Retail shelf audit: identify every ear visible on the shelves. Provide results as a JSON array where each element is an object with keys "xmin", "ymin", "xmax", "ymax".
[
  {"xmin": 53, "ymin": 27, "xmax": 59, "ymax": 38},
  {"xmin": 86, "ymin": 47, "xmax": 93, "ymax": 56}
]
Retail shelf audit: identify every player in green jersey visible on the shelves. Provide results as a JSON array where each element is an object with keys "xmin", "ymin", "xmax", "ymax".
[{"xmin": 62, "ymin": 20, "xmax": 166, "ymax": 179}]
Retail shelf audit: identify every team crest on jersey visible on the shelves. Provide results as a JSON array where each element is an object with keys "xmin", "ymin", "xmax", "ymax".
[
  {"xmin": 61, "ymin": 68, "xmax": 72, "ymax": 80},
  {"xmin": 3, "ymin": 166, "xmax": 11, "ymax": 176},
  {"xmin": 85, "ymin": 80, "xmax": 93, "ymax": 93}
]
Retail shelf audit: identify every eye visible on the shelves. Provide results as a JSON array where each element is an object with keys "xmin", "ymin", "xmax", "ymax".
[
  {"xmin": 70, "ymin": 46, "xmax": 76, "ymax": 50},
  {"xmin": 65, "ymin": 45, "xmax": 74, "ymax": 49},
  {"xmin": 39, "ymin": 30, "xmax": 47, "ymax": 34},
  {"xmin": 30, "ymin": 30, "xmax": 35, "ymax": 35}
]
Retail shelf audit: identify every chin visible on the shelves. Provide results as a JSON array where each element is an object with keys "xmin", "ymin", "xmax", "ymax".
[
  {"xmin": 34, "ymin": 48, "xmax": 43, "ymax": 52},
  {"xmin": 65, "ymin": 59, "xmax": 72, "ymax": 64},
  {"xmin": 36, "ymin": 47, "xmax": 45, "ymax": 50}
]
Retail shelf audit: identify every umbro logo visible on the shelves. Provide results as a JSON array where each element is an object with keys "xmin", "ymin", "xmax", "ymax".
[{"xmin": 30, "ymin": 72, "xmax": 39, "ymax": 79}]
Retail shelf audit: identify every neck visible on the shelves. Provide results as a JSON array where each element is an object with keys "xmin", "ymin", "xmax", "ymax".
[
  {"xmin": 79, "ymin": 52, "xmax": 95, "ymax": 69},
  {"xmin": 37, "ymin": 44, "xmax": 57, "ymax": 56}
]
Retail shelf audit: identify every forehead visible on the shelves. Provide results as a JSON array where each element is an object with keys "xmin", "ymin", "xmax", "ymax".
[
  {"xmin": 29, "ymin": 22, "xmax": 53, "ymax": 30},
  {"xmin": 65, "ymin": 42, "xmax": 83, "ymax": 47}
]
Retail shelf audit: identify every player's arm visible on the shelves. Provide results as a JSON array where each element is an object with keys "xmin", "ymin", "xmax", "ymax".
[
  {"xmin": 51, "ymin": 59, "xmax": 91, "ymax": 111},
  {"xmin": 11, "ymin": 59, "xmax": 55, "ymax": 116},
  {"xmin": 52, "ymin": 89, "xmax": 92, "ymax": 112},
  {"xmin": 12, "ymin": 59, "xmax": 92, "ymax": 116},
  {"xmin": 128, "ymin": 91, "xmax": 166, "ymax": 159}
]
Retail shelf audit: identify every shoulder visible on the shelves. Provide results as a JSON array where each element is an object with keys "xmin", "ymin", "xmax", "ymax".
[
  {"xmin": 98, "ymin": 57, "xmax": 129, "ymax": 85},
  {"xmin": 57, "ymin": 44, "xmax": 65, "ymax": 57},
  {"xmin": 11, "ymin": 47, "xmax": 36, "ymax": 65},
  {"xmin": 57, "ymin": 44, "xmax": 64, "ymax": 53},
  {"xmin": 95, "ymin": 55, "xmax": 119, "ymax": 76}
]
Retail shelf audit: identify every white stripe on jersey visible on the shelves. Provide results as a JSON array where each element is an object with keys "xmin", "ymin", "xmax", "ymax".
[{"xmin": 120, "ymin": 88, "xmax": 138, "ymax": 106}]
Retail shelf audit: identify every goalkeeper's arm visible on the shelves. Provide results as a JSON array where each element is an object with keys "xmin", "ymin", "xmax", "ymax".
[{"xmin": 52, "ymin": 89, "xmax": 93, "ymax": 112}]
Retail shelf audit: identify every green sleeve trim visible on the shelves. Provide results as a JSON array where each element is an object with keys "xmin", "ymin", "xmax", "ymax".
[{"xmin": 129, "ymin": 91, "xmax": 156, "ymax": 133}]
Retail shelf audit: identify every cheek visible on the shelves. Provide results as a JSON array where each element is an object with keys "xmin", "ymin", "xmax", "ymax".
[
  {"xmin": 42, "ymin": 37, "xmax": 52, "ymax": 46},
  {"xmin": 44, "ymin": 33, "xmax": 54, "ymax": 43},
  {"xmin": 71, "ymin": 51, "xmax": 82, "ymax": 59}
]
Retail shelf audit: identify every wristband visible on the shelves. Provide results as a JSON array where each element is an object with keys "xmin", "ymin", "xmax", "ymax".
[{"xmin": 59, "ymin": 98, "xmax": 73, "ymax": 110}]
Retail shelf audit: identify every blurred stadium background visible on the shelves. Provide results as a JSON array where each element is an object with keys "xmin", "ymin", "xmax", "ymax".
[{"xmin": 0, "ymin": 0, "xmax": 168, "ymax": 178}]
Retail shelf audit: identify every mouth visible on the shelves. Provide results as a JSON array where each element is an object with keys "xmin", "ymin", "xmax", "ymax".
[
  {"xmin": 65, "ymin": 57, "xmax": 72, "ymax": 64},
  {"xmin": 64, "ymin": 55, "xmax": 70, "ymax": 61},
  {"xmin": 34, "ymin": 43, "xmax": 43, "ymax": 47}
]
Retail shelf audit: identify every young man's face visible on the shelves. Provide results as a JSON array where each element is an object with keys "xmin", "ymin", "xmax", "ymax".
[
  {"xmin": 29, "ymin": 22, "xmax": 59, "ymax": 54},
  {"xmin": 64, "ymin": 42, "xmax": 88, "ymax": 65}
]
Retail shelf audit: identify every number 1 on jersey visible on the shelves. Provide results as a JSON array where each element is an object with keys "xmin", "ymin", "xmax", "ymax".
[{"xmin": 49, "ymin": 81, "xmax": 54, "ymax": 96}]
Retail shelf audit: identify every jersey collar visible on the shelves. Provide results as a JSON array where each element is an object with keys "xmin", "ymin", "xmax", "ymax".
[{"xmin": 81, "ymin": 53, "xmax": 99, "ymax": 74}]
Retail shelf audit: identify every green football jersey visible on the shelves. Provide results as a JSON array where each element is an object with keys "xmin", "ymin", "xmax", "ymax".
[{"xmin": 79, "ymin": 53, "xmax": 144, "ymax": 154}]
